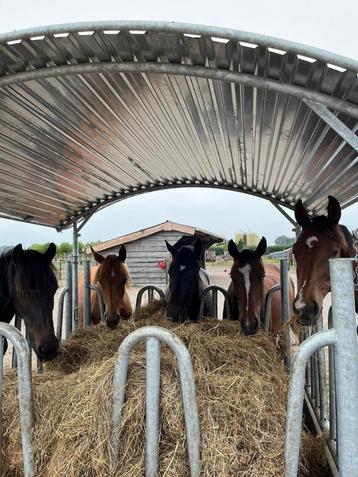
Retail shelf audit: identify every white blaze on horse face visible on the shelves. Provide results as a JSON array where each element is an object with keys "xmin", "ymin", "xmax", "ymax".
[
  {"xmin": 306, "ymin": 236, "xmax": 319, "ymax": 249},
  {"xmin": 180, "ymin": 265, "xmax": 186, "ymax": 272},
  {"xmin": 295, "ymin": 280, "xmax": 307, "ymax": 310},
  {"xmin": 238, "ymin": 264, "xmax": 251, "ymax": 311},
  {"xmin": 111, "ymin": 268, "xmax": 116, "ymax": 278}
]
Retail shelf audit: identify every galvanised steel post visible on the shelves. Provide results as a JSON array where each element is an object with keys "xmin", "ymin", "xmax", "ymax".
[
  {"xmin": 0, "ymin": 323, "xmax": 34, "ymax": 477},
  {"xmin": 263, "ymin": 284, "xmax": 281, "ymax": 333},
  {"xmin": 280, "ymin": 258, "xmax": 291, "ymax": 370},
  {"xmin": 83, "ymin": 260, "xmax": 91, "ymax": 327},
  {"xmin": 329, "ymin": 258, "xmax": 358, "ymax": 476},
  {"xmin": 110, "ymin": 326, "xmax": 201, "ymax": 476},
  {"xmin": 145, "ymin": 338, "xmax": 161, "ymax": 477},
  {"xmin": 284, "ymin": 329, "xmax": 336, "ymax": 477},
  {"xmin": 65, "ymin": 260, "xmax": 73, "ymax": 339},
  {"xmin": 72, "ymin": 221, "xmax": 80, "ymax": 330}
]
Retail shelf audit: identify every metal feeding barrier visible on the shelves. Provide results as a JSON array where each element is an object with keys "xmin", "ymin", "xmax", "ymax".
[
  {"xmin": 284, "ymin": 258, "xmax": 358, "ymax": 477},
  {"xmin": 109, "ymin": 326, "xmax": 201, "ymax": 477},
  {"xmin": 56, "ymin": 259, "xmax": 105, "ymax": 339},
  {"xmin": 198, "ymin": 285, "xmax": 231, "ymax": 320},
  {"xmin": 135, "ymin": 285, "xmax": 165, "ymax": 310},
  {"xmin": 0, "ymin": 323, "xmax": 34, "ymax": 477}
]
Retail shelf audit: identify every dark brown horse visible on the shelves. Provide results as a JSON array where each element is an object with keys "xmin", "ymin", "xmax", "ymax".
[
  {"xmin": 227, "ymin": 237, "xmax": 295, "ymax": 335},
  {"xmin": 293, "ymin": 195, "xmax": 357, "ymax": 325},
  {"xmin": 78, "ymin": 246, "xmax": 132, "ymax": 329},
  {"xmin": 0, "ymin": 244, "xmax": 59, "ymax": 361}
]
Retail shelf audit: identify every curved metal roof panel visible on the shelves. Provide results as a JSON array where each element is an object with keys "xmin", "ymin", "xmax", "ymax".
[{"xmin": 0, "ymin": 21, "xmax": 357, "ymax": 229}]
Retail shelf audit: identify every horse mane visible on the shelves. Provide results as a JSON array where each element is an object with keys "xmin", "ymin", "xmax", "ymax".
[
  {"xmin": 0, "ymin": 248, "xmax": 57, "ymax": 294},
  {"xmin": 95, "ymin": 254, "xmax": 131, "ymax": 287}
]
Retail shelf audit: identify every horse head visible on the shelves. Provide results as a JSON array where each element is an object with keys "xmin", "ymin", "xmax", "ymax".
[
  {"xmin": 292, "ymin": 195, "xmax": 351, "ymax": 325},
  {"xmin": 91, "ymin": 245, "xmax": 130, "ymax": 329},
  {"xmin": 165, "ymin": 238, "xmax": 203, "ymax": 322},
  {"xmin": 9, "ymin": 243, "xmax": 59, "ymax": 361},
  {"xmin": 228, "ymin": 237, "xmax": 267, "ymax": 335}
]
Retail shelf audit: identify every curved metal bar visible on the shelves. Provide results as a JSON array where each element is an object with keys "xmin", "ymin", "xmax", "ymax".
[
  {"xmin": 60, "ymin": 183, "xmax": 303, "ymax": 231},
  {"xmin": 199, "ymin": 285, "xmax": 231, "ymax": 320},
  {"xmin": 110, "ymin": 326, "xmax": 200, "ymax": 477},
  {"xmin": 285, "ymin": 329, "xmax": 337, "ymax": 477},
  {"xmin": 135, "ymin": 285, "xmax": 165, "ymax": 310},
  {"xmin": 11, "ymin": 314, "xmax": 22, "ymax": 368},
  {"xmin": 89, "ymin": 284, "xmax": 105, "ymax": 323},
  {"xmin": 145, "ymin": 338, "xmax": 161, "ymax": 477},
  {"xmin": 0, "ymin": 323, "xmax": 34, "ymax": 477},
  {"xmin": 1, "ymin": 62, "xmax": 357, "ymax": 120},
  {"xmin": 0, "ymin": 20, "xmax": 357, "ymax": 73},
  {"xmin": 262, "ymin": 284, "xmax": 281, "ymax": 333},
  {"xmin": 280, "ymin": 259, "xmax": 292, "ymax": 370},
  {"xmin": 56, "ymin": 286, "xmax": 69, "ymax": 339}
]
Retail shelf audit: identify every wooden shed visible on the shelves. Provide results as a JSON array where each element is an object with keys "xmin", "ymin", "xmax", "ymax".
[{"xmin": 92, "ymin": 221, "xmax": 223, "ymax": 286}]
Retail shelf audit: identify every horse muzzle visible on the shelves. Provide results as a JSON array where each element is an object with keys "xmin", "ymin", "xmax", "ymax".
[
  {"xmin": 241, "ymin": 318, "xmax": 259, "ymax": 336},
  {"xmin": 294, "ymin": 301, "xmax": 321, "ymax": 326},
  {"xmin": 36, "ymin": 337, "xmax": 59, "ymax": 362},
  {"xmin": 105, "ymin": 314, "xmax": 120, "ymax": 330}
]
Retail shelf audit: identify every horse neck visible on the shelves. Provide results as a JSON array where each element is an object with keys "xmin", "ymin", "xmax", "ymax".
[{"xmin": 0, "ymin": 250, "xmax": 13, "ymax": 296}]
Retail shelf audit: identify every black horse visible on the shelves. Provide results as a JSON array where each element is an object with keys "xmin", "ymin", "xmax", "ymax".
[
  {"xmin": 0, "ymin": 243, "xmax": 59, "ymax": 361},
  {"xmin": 165, "ymin": 237, "xmax": 212, "ymax": 322}
]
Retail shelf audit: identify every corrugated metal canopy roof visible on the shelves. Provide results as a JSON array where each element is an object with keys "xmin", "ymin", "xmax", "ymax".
[{"xmin": 0, "ymin": 21, "xmax": 357, "ymax": 230}]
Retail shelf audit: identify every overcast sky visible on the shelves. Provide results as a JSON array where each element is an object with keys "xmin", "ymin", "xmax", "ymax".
[{"xmin": 0, "ymin": 0, "xmax": 357, "ymax": 246}]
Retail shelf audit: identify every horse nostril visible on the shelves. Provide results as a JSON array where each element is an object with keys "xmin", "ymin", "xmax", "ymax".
[{"xmin": 312, "ymin": 301, "xmax": 320, "ymax": 317}]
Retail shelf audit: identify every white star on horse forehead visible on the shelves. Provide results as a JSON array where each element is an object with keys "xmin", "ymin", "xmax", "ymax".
[{"xmin": 305, "ymin": 236, "xmax": 319, "ymax": 249}]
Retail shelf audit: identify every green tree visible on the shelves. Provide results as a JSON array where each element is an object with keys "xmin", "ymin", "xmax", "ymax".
[
  {"xmin": 57, "ymin": 242, "xmax": 72, "ymax": 255},
  {"xmin": 30, "ymin": 243, "xmax": 51, "ymax": 253},
  {"xmin": 274, "ymin": 235, "xmax": 295, "ymax": 247}
]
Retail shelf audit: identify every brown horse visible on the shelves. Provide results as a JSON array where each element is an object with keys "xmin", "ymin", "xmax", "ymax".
[
  {"xmin": 227, "ymin": 237, "xmax": 295, "ymax": 335},
  {"xmin": 292, "ymin": 195, "xmax": 357, "ymax": 325},
  {"xmin": 78, "ymin": 246, "xmax": 132, "ymax": 329}
]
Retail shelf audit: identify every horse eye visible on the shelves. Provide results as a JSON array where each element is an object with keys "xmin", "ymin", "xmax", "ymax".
[{"xmin": 332, "ymin": 249, "xmax": 339, "ymax": 257}]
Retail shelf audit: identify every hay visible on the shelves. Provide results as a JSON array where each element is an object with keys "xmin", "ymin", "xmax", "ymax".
[{"xmin": 2, "ymin": 302, "xmax": 327, "ymax": 476}]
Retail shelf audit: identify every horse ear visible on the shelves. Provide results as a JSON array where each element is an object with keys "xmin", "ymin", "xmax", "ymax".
[
  {"xmin": 255, "ymin": 237, "xmax": 267, "ymax": 257},
  {"xmin": 228, "ymin": 239, "xmax": 240, "ymax": 260},
  {"xmin": 12, "ymin": 244, "xmax": 24, "ymax": 265},
  {"xmin": 193, "ymin": 238, "xmax": 203, "ymax": 260},
  {"xmin": 118, "ymin": 245, "xmax": 127, "ymax": 262},
  {"xmin": 294, "ymin": 199, "xmax": 311, "ymax": 228},
  {"xmin": 165, "ymin": 240, "xmax": 177, "ymax": 257},
  {"xmin": 327, "ymin": 195, "xmax": 341, "ymax": 224},
  {"xmin": 43, "ymin": 242, "xmax": 56, "ymax": 261},
  {"xmin": 91, "ymin": 246, "xmax": 105, "ymax": 264}
]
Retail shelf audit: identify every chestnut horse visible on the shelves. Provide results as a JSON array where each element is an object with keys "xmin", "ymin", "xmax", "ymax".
[
  {"xmin": 78, "ymin": 245, "xmax": 132, "ymax": 329},
  {"xmin": 292, "ymin": 195, "xmax": 357, "ymax": 325},
  {"xmin": 227, "ymin": 237, "xmax": 295, "ymax": 335}
]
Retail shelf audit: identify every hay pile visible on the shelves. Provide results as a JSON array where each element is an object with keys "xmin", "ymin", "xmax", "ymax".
[{"xmin": 2, "ymin": 302, "xmax": 327, "ymax": 476}]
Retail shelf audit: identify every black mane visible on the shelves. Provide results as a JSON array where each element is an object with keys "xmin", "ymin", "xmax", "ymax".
[{"xmin": 0, "ymin": 247, "xmax": 57, "ymax": 295}]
